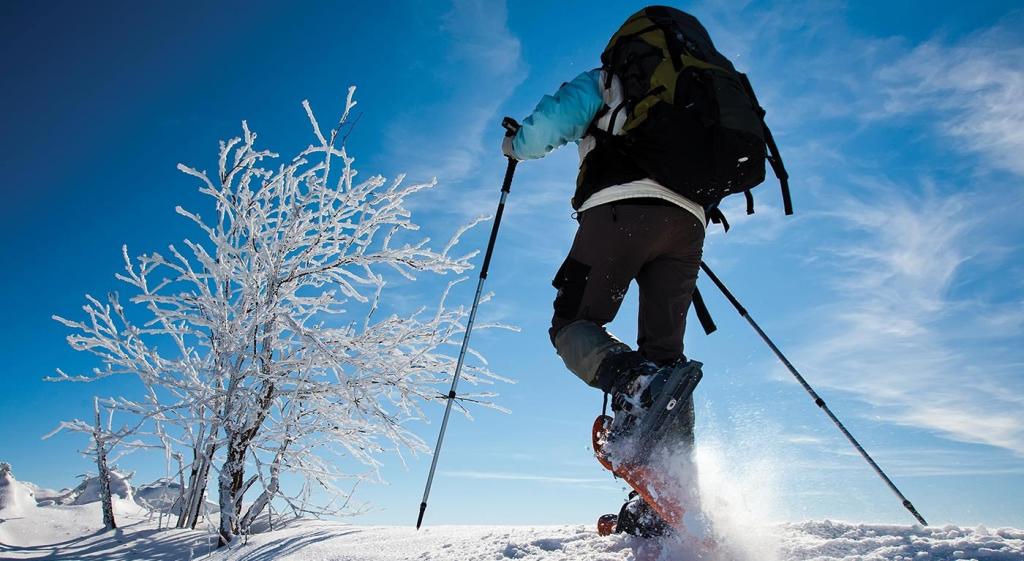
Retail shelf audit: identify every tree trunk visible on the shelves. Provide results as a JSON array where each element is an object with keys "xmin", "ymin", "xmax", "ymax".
[
  {"xmin": 239, "ymin": 444, "xmax": 287, "ymax": 534},
  {"xmin": 217, "ymin": 430, "xmax": 248, "ymax": 546},
  {"xmin": 174, "ymin": 454, "xmax": 187, "ymax": 526},
  {"xmin": 187, "ymin": 443, "xmax": 215, "ymax": 529},
  {"xmin": 218, "ymin": 325, "xmax": 278, "ymax": 547},
  {"xmin": 217, "ymin": 402, "xmax": 272, "ymax": 545},
  {"xmin": 176, "ymin": 452, "xmax": 200, "ymax": 528},
  {"xmin": 94, "ymin": 398, "xmax": 116, "ymax": 530}
]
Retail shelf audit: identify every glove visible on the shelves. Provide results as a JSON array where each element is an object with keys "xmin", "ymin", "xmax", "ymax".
[{"xmin": 501, "ymin": 134, "xmax": 519, "ymax": 161}]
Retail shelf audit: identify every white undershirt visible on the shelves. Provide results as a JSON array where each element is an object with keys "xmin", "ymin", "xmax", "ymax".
[{"xmin": 575, "ymin": 178, "xmax": 707, "ymax": 229}]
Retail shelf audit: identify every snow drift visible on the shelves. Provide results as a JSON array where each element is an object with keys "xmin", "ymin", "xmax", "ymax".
[
  {"xmin": 58, "ymin": 469, "xmax": 134, "ymax": 506},
  {"xmin": 0, "ymin": 463, "xmax": 37, "ymax": 517},
  {"xmin": 22, "ymin": 482, "xmax": 66, "ymax": 506}
]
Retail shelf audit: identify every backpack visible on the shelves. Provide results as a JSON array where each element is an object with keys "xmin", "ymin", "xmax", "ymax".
[{"xmin": 589, "ymin": 6, "xmax": 792, "ymax": 227}]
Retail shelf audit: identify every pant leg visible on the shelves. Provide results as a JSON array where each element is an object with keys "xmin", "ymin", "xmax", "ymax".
[
  {"xmin": 549, "ymin": 204, "xmax": 654, "ymax": 386},
  {"xmin": 635, "ymin": 207, "xmax": 705, "ymax": 364}
]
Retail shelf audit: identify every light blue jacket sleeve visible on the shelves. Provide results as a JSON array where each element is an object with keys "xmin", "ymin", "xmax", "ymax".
[{"xmin": 512, "ymin": 69, "xmax": 604, "ymax": 160}]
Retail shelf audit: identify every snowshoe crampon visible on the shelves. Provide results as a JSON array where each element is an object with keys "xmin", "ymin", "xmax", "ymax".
[{"xmin": 591, "ymin": 360, "xmax": 703, "ymax": 532}]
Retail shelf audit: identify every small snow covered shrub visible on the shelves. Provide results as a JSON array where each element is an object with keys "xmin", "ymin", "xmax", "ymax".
[{"xmin": 50, "ymin": 89, "xmax": 507, "ymax": 546}]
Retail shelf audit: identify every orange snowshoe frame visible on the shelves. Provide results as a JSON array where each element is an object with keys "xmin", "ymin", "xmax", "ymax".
[{"xmin": 591, "ymin": 414, "xmax": 686, "ymax": 529}]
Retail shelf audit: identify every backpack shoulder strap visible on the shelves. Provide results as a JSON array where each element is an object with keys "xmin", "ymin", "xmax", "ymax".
[
  {"xmin": 763, "ymin": 123, "xmax": 793, "ymax": 215},
  {"xmin": 739, "ymin": 73, "xmax": 793, "ymax": 216}
]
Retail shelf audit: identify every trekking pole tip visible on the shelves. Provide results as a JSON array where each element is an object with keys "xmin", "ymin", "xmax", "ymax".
[
  {"xmin": 903, "ymin": 499, "xmax": 928, "ymax": 526},
  {"xmin": 416, "ymin": 502, "xmax": 428, "ymax": 530}
]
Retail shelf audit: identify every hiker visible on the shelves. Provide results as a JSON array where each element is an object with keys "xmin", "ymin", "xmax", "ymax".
[
  {"xmin": 500, "ymin": 5, "xmax": 790, "ymax": 543},
  {"xmin": 501, "ymin": 10, "xmax": 706, "ymax": 454}
]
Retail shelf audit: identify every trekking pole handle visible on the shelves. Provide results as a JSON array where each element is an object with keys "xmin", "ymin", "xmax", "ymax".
[
  {"xmin": 502, "ymin": 117, "xmax": 521, "ymax": 136},
  {"xmin": 502, "ymin": 117, "xmax": 521, "ymax": 137}
]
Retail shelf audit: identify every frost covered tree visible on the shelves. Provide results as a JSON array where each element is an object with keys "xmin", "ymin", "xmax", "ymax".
[
  {"xmin": 50, "ymin": 88, "xmax": 508, "ymax": 546},
  {"xmin": 43, "ymin": 397, "xmax": 152, "ymax": 529}
]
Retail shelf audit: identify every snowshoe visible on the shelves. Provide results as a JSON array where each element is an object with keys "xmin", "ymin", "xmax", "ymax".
[
  {"xmin": 596, "ymin": 491, "xmax": 674, "ymax": 538},
  {"xmin": 592, "ymin": 360, "xmax": 703, "ymax": 530}
]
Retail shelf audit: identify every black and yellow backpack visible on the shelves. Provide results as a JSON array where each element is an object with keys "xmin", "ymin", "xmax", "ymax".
[{"xmin": 577, "ymin": 5, "xmax": 792, "ymax": 228}]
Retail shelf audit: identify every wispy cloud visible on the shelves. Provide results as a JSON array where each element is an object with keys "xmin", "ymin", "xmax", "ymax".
[
  {"xmin": 875, "ymin": 15, "xmax": 1024, "ymax": 176},
  {"xmin": 793, "ymin": 187, "xmax": 1024, "ymax": 455},
  {"xmin": 810, "ymin": 444, "xmax": 1024, "ymax": 478},
  {"xmin": 385, "ymin": 0, "xmax": 526, "ymax": 187},
  {"xmin": 689, "ymin": 0, "xmax": 896, "ymax": 129}
]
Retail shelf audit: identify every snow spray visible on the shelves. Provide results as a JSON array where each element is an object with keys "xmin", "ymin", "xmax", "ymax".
[{"xmin": 651, "ymin": 403, "xmax": 786, "ymax": 561}]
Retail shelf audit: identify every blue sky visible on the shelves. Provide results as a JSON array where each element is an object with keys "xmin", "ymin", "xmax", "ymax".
[{"xmin": 2, "ymin": 0, "xmax": 1022, "ymax": 529}]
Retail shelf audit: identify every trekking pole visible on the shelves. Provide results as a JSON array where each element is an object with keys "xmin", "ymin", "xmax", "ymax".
[
  {"xmin": 416, "ymin": 117, "xmax": 521, "ymax": 530},
  {"xmin": 699, "ymin": 262, "xmax": 929, "ymax": 526}
]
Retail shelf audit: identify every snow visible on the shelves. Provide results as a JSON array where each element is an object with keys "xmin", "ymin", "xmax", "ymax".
[
  {"xmin": 1, "ymin": 467, "xmax": 1021, "ymax": 560},
  {"xmin": 215, "ymin": 522, "xmax": 632, "ymax": 561},
  {"xmin": 210, "ymin": 520, "xmax": 1024, "ymax": 561},
  {"xmin": 0, "ymin": 499, "xmax": 218, "ymax": 559},
  {"xmin": 2, "ymin": 508, "xmax": 1022, "ymax": 560},
  {"xmin": 777, "ymin": 521, "xmax": 1024, "ymax": 561},
  {"xmin": 0, "ymin": 466, "xmax": 217, "ymax": 559}
]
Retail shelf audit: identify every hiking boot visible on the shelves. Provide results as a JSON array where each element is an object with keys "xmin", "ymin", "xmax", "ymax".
[{"xmin": 594, "ymin": 351, "xmax": 672, "ymax": 440}]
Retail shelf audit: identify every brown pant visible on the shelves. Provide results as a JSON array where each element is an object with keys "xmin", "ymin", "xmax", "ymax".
[{"xmin": 549, "ymin": 201, "xmax": 705, "ymax": 387}]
